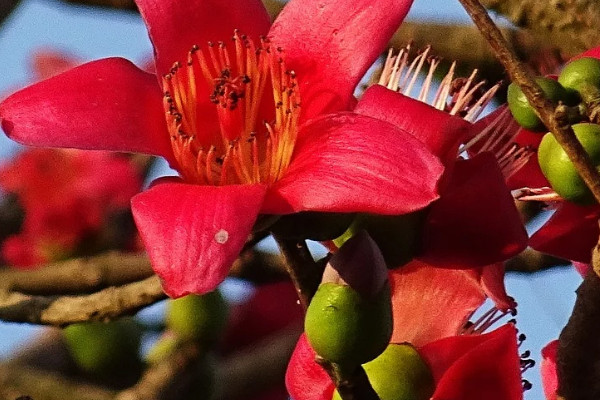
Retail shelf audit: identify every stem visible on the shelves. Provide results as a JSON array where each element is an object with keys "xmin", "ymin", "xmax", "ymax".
[
  {"xmin": 457, "ymin": 0, "xmax": 600, "ymax": 205},
  {"xmin": 316, "ymin": 358, "xmax": 380, "ymax": 400},
  {"xmin": 272, "ymin": 234, "xmax": 322, "ymax": 310}
]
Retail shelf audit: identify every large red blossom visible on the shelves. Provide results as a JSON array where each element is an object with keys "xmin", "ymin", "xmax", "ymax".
[
  {"xmin": 355, "ymin": 85, "xmax": 528, "ymax": 268},
  {"xmin": 0, "ymin": 0, "xmax": 450, "ymax": 297},
  {"xmin": 286, "ymin": 262, "xmax": 523, "ymax": 400},
  {"xmin": 0, "ymin": 148, "xmax": 142, "ymax": 267}
]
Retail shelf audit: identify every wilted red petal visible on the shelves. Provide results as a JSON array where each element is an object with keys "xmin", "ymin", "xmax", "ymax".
[
  {"xmin": 31, "ymin": 49, "xmax": 80, "ymax": 80},
  {"xmin": 420, "ymin": 324, "xmax": 523, "ymax": 400},
  {"xmin": 420, "ymin": 153, "xmax": 527, "ymax": 267},
  {"xmin": 389, "ymin": 261, "xmax": 486, "ymax": 347},
  {"xmin": 541, "ymin": 340, "xmax": 559, "ymax": 400},
  {"xmin": 285, "ymin": 334, "xmax": 334, "ymax": 400},
  {"xmin": 136, "ymin": 0, "xmax": 271, "ymax": 77},
  {"xmin": 131, "ymin": 180, "xmax": 267, "ymax": 297},
  {"xmin": 263, "ymin": 112, "xmax": 443, "ymax": 215},
  {"xmin": 0, "ymin": 58, "xmax": 173, "ymax": 162},
  {"xmin": 269, "ymin": 0, "xmax": 413, "ymax": 121},
  {"xmin": 530, "ymin": 203, "xmax": 600, "ymax": 264},
  {"xmin": 355, "ymin": 86, "xmax": 472, "ymax": 167}
]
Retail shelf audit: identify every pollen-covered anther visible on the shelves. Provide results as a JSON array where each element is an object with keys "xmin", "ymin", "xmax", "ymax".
[{"xmin": 161, "ymin": 31, "xmax": 301, "ymax": 186}]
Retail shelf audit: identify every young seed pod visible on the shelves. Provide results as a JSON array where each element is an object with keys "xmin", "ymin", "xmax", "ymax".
[
  {"xmin": 305, "ymin": 232, "xmax": 392, "ymax": 367},
  {"xmin": 538, "ymin": 123, "xmax": 600, "ymax": 204},
  {"xmin": 507, "ymin": 77, "xmax": 570, "ymax": 132},
  {"xmin": 558, "ymin": 57, "xmax": 600, "ymax": 93}
]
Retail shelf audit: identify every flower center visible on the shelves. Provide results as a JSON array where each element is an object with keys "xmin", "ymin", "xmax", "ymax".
[{"xmin": 162, "ymin": 31, "xmax": 301, "ymax": 186}]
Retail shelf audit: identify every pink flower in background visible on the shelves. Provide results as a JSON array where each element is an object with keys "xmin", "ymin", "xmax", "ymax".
[
  {"xmin": 0, "ymin": 149, "xmax": 142, "ymax": 267},
  {"xmin": 0, "ymin": 0, "xmax": 451, "ymax": 297}
]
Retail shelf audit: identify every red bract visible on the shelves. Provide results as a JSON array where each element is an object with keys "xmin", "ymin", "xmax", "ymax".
[
  {"xmin": 286, "ymin": 262, "xmax": 523, "ymax": 400},
  {"xmin": 0, "ymin": 149, "xmax": 142, "ymax": 267},
  {"xmin": 355, "ymin": 84, "xmax": 528, "ymax": 269},
  {"xmin": 0, "ymin": 0, "xmax": 448, "ymax": 297},
  {"xmin": 541, "ymin": 340, "xmax": 559, "ymax": 400}
]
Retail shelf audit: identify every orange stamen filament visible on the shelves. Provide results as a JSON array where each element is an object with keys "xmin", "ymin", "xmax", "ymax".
[{"xmin": 162, "ymin": 31, "xmax": 301, "ymax": 186}]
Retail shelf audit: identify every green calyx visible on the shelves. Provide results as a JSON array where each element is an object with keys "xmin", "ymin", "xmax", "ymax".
[
  {"xmin": 166, "ymin": 290, "xmax": 228, "ymax": 343},
  {"xmin": 331, "ymin": 343, "xmax": 435, "ymax": 400},
  {"xmin": 538, "ymin": 123, "xmax": 600, "ymax": 204},
  {"xmin": 305, "ymin": 282, "xmax": 392, "ymax": 367}
]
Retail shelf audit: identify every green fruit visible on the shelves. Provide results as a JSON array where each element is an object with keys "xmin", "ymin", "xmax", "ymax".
[
  {"xmin": 558, "ymin": 57, "xmax": 600, "ymax": 93},
  {"xmin": 538, "ymin": 123, "xmax": 600, "ymax": 204},
  {"xmin": 507, "ymin": 77, "xmax": 569, "ymax": 131},
  {"xmin": 166, "ymin": 290, "xmax": 228, "ymax": 342},
  {"xmin": 332, "ymin": 344, "xmax": 434, "ymax": 400},
  {"xmin": 333, "ymin": 212, "xmax": 424, "ymax": 268},
  {"xmin": 305, "ymin": 283, "xmax": 392, "ymax": 367},
  {"xmin": 63, "ymin": 319, "xmax": 142, "ymax": 375}
]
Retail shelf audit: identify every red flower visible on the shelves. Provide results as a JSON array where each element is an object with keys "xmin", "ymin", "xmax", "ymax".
[
  {"xmin": 541, "ymin": 340, "xmax": 559, "ymax": 400},
  {"xmin": 286, "ymin": 262, "xmax": 523, "ymax": 400},
  {"xmin": 354, "ymin": 54, "xmax": 528, "ymax": 268},
  {"xmin": 0, "ymin": 149, "xmax": 142, "ymax": 267},
  {"xmin": 0, "ymin": 0, "xmax": 448, "ymax": 297}
]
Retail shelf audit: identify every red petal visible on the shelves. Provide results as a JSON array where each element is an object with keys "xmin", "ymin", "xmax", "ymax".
[
  {"xmin": 420, "ymin": 153, "xmax": 527, "ymax": 267},
  {"xmin": 0, "ymin": 58, "xmax": 173, "ymax": 162},
  {"xmin": 575, "ymin": 45, "xmax": 600, "ymax": 60},
  {"xmin": 269, "ymin": 0, "xmax": 413, "ymax": 121},
  {"xmin": 136, "ymin": 0, "xmax": 271, "ymax": 77},
  {"xmin": 389, "ymin": 261, "xmax": 486, "ymax": 347},
  {"xmin": 263, "ymin": 112, "xmax": 444, "ymax": 215},
  {"xmin": 131, "ymin": 180, "xmax": 267, "ymax": 297},
  {"xmin": 541, "ymin": 340, "xmax": 559, "ymax": 400},
  {"xmin": 355, "ymin": 86, "xmax": 472, "ymax": 166},
  {"xmin": 285, "ymin": 334, "xmax": 335, "ymax": 400},
  {"xmin": 420, "ymin": 324, "xmax": 523, "ymax": 400},
  {"xmin": 476, "ymin": 263, "xmax": 516, "ymax": 311},
  {"xmin": 529, "ymin": 203, "xmax": 600, "ymax": 264}
]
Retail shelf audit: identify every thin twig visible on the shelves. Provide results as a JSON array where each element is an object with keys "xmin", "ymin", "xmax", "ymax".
[
  {"xmin": 271, "ymin": 234, "xmax": 322, "ymax": 310},
  {"xmin": 0, "ymin": 275, "xmax": 166, "ymax": 326},
  {"xmin": 316, "ymin": 358, "xmax": 380, "ymax": 400},
  {"xmin": 457, "ymin": 0, "xmax": 600, "ymax": 205}
]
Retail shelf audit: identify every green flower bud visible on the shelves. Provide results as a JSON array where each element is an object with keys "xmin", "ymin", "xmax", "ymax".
[
  {"xmin": 166, "ymin": 290, "xmax": 228, "ymax": 343},
  {"xmin": 332, "ymin": 344, "xmax": 435, "ymax": 400}
]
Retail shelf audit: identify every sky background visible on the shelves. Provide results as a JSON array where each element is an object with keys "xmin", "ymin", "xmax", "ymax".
[{"xmin": 0, "ymin": 1, "xmax": 584, "ymax": 399}]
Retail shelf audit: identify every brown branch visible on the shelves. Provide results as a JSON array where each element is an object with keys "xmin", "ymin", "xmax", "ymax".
[
  {"xmin": 271, "ymin": 234, "xmax": 322, "ymax": 310},
  {"xmin": 0, "ymin": 363, "xmax": 116, "ymax": 400},
  {"xmin": 505, "ymin": 247, "xmax": 570, "ymax": 273},
  {"xmin": 0, "ymin": 275, "xmax": 166, "ymax": 326},
  {"xmin": 116, "ymin": 342, "xmax": 201, "ymax": 400},
  {"xmin": 481, "ymin": 0, "xmax": 600, "ymax": 56},
  {"xmin": 0, "ymin": 252, "xmax": 152, "ymax": 295},
  {"xmin": 458, "ymin": 0, "xmax": 600, "ymax": 205}
]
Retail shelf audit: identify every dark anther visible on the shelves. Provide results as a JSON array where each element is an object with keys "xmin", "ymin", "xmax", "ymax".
[
  {"xmin": 216, "ymin": 156, "xmax": 224, "ymax": 165},
  {"xmin": 521, "ymin": 350, "xmax": 531, "ymax": 358},
  {"xmin": 518, "ymin": 333, "xmax": 527, "ymax": 342},
  {"xmin": 242, "ymin": 75, "xmax": 251, "ymax": 84},
  {"xmin": 191, "ymin": 44, "xmax": 199, "ymax": 52},
  {"xmin": 522, "ymin": 380, "xmax": 532, "ymax": 391},
  {"xmin": 208, "ymin": 41, "xmax": 214, "ymax": 47},
  {"xmin": 277, "ymin": 46, "xmax": 283, "ymax": 52}
]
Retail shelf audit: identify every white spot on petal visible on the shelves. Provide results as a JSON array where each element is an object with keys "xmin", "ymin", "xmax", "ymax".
[{"xmin": 214, "ymin": 229, "xmax": 229, "ymax": 244}]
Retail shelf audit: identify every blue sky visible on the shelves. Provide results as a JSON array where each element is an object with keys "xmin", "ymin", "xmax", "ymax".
[{"xmin": 0, "ymin": 1, "xmax": 583, "ymax": 398}]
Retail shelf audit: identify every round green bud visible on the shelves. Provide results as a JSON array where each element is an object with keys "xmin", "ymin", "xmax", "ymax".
[
  {"xmin": 305, "ymin": 283, "xmax": 392, "ymax": 367},
  {"xmin": 63, "ymin": 318, "xmax": 142, "ymax": 375},
  {"xmin": 508, "ymin": 77, "xmax": 569, "ymax": 131},
  {"xmin": 538, "ymin": 123, "xmax": 600, "ymax": 204},
  {"xmin": 332, "ymin": 343, "xmax": 434, "ymax": 400},
  {"xmin": 558, "ymin": 57, "xmax": 600, "ymax": 93},
  {"xmin": 166, "ymin": 290, "xmax": 228, "ymax": 343}
]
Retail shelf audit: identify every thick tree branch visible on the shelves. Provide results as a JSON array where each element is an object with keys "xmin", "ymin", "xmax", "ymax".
[
  {"xmin": 0, "ymin": 275, "xmax": 166, "ymax": 326},
  {"xmin": 0, "ymin": 0, "xmax": 19, "ymax": 26},
  {"xmin": 0, "ymin": 252, "xmax": 152, "ymax": 295},
  {"xmin": 481, "ymin": 0, "xmax": 600, "ymax": 56}
]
